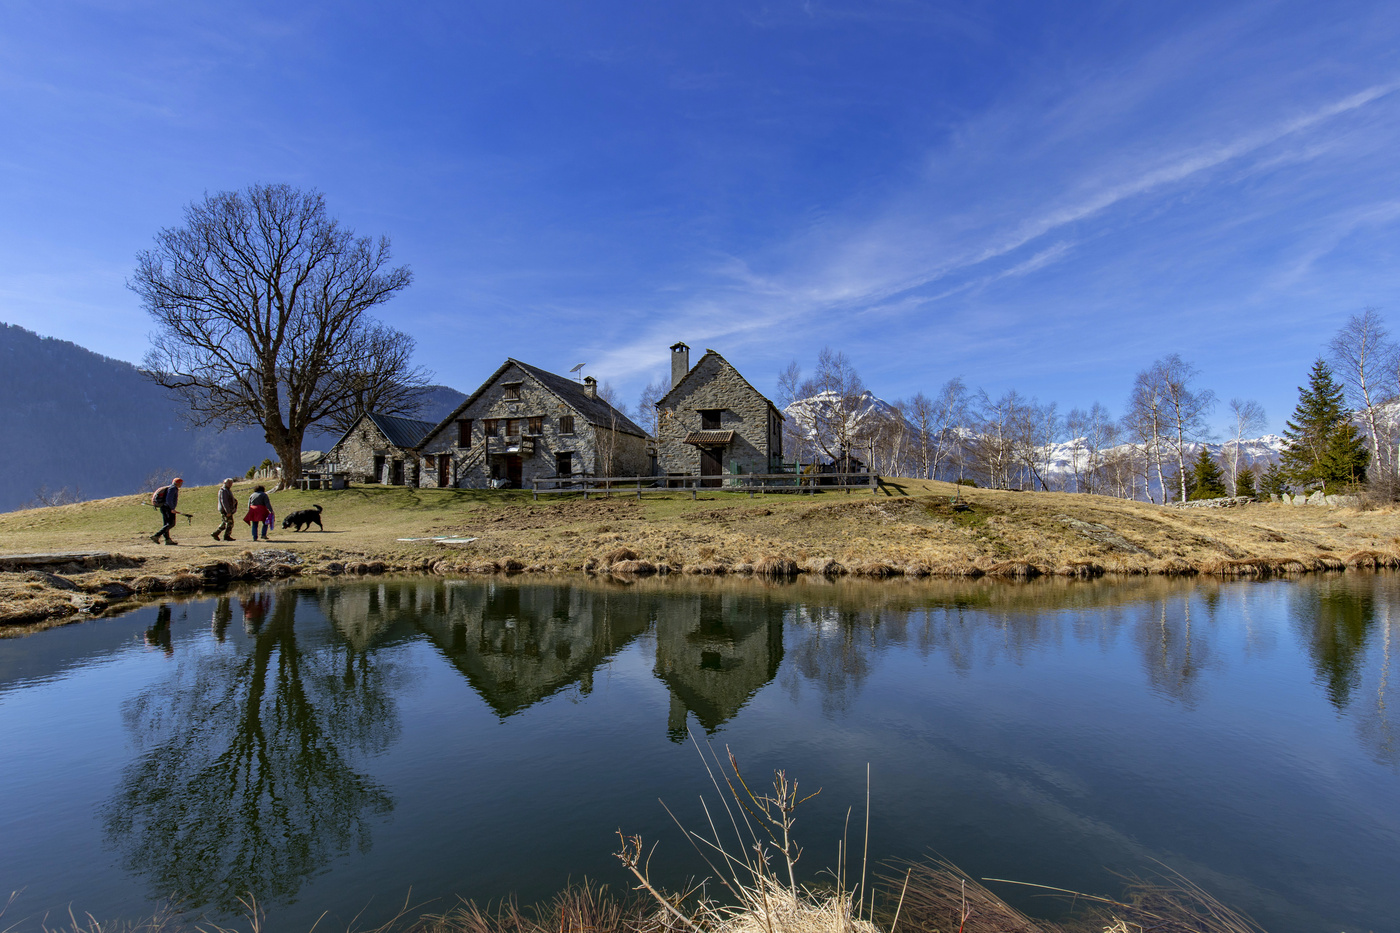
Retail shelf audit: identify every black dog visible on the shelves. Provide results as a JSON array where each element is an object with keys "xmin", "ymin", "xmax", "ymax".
[{"xmin": 282, "ymin": 504, "xmax": 324, "ymax": 532}]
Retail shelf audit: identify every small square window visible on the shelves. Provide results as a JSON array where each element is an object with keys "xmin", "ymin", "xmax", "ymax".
[
  {"xmin": 528, "ymin": 416, "xmax": 543, "ymax": 434},
  {"xmin": 502, "ymin": 383, "xmax": 522, "ymax": 401},
  {"xmin": 556, "ymin": 452, "xmax": 573, "ymax": 476},
  {"xmin": 559, "ymin": 416, "xmax": 575, "ymax": 434},
  {"xmin": 484, "ymin": 419, "xmax": 499, "ymax": 436},
  {"xmin": 506, "ymin": 418, "xmax": 522, "ymax": 437},
  {"xmin": 700, "ymin": 409, "xmax": 722, "ymax": 430}
]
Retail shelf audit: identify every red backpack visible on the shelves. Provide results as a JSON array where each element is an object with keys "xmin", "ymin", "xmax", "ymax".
[{"xmin": 150, "ymin": 485, "xmax": 169, "ymax": 508}]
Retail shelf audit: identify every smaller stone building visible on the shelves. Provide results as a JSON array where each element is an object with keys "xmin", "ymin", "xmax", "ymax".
[
  {"xmin": 417, "ymin": 359, "xmax": 650, "ymax": 489},
  {"xmin": 323, "ymin": 412, "xmax": 437, "ymax": 485},
  {"xmin": 655, "ymin": 343, "xmax": 784, "ymax": 483}
]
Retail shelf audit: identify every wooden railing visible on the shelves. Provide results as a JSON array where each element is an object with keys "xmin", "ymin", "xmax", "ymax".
[{"xmin": 532, "ymin": 471, "xmax": 879, "ymax": 500}]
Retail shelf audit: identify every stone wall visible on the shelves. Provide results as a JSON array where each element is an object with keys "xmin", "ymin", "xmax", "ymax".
[
  {"xmin": 418, "ymin": 362, "xmax": 647, "ymax": 488},
  {"xmin": 657, "ymin": 353, "xmax": 781, "ymax": 476},
  {"xmin": 1166, "ymin": 496, "xmax": 1257, "ymax": 509},
  {"xmin": 326, "ymin": 421, "xmax": 415, "ymax": 485},
  {"xmin": 1270, "ymin": 491, "xmax": 1361, "ymax": 508}
]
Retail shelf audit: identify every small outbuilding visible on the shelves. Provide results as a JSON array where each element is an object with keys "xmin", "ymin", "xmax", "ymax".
[{"xmin": 322, "ymin": 412, "xmax": 438, "ymax": 485}]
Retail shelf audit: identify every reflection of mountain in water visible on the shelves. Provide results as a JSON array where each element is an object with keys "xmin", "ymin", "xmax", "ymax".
[{"xmin": 654, "ymin": 592, "xmax": 785, "ymax": 742}]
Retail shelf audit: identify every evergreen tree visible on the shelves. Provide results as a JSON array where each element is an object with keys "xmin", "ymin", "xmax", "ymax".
[
  {"xmin": 1236, "ymin": 467, "xmax": 1257, "ymax": 498},
  {"xmin": 1321, "ymin": 420, "xmax": 1370, "ymax": 490},
  {"xmin": 1259, "ymin": 461, "xmax": 1289, "ymax": 497},
  {"xmin": 1280, "ymin": 359, "xmax": 1368, "ymax": 492},
  {"xmin": 1188, "ymin": 447, "xmax": 1228, "ymax": 499}
]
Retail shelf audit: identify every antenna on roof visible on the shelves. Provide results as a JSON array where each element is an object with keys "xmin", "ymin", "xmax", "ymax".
[{"xmin": 570, "ymin": 363, "xmax": 586, "ymax": 381}]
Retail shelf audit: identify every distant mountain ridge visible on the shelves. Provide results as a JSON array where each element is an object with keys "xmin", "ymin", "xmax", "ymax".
[{"xmin": 0, "ymin": 323, "xmax": 465, "ymax": 512}]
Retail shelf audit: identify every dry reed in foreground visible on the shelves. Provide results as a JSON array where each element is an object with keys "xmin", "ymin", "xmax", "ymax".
[{"xmin": 0, "ymin": 748, "xmax": 1274, "ymax": 933}]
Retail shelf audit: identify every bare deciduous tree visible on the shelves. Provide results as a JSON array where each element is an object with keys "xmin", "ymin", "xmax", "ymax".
[
  {"xmin": 1225, "ymin": 398, "xmax": 1267, "ymax": 495},
  {"xmin": 1159, "ymin": 354, "xmax": 1216, "ymax": 502},
  {"xmin": 776, "ymin": 359, "xmax": 809, "ymax": 468},
  {"xmin": 800, "ymin": 348, "xmax": 866, "ymax": 469},
  {"xmin": 133, "ymin": 184, "xmax": 420, "ymax": 489},
  {"xmin": 1330, "ymin": 307, "xmax": 1395, "ymax": 488},
  {"xmin": 929, "ymin": 377, "xmax": 970, "ymax": 481},
  {"xmin": 636, "ymin": 376, "xmax": 669, "ymax": 440},
  {"xmin": 1126, "ymin": 366, "xmax": 1169, "ymax": 502}
]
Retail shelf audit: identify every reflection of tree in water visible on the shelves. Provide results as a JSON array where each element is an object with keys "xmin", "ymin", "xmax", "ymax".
[
  {"xmin": 1353, "ymin": 602, "xmax": 1397, "ymax": 767},
  {"xmin": 1134, "ymin": 595, "xmax": 1216, "ymax": 707},
  {"xmin": 781, "ymin": 605, "xmax": 876, "ymax": 714},
  {"xmin": 1291, "ymin": 578, "xmax": 1376, "ymax": 709},
  {"xmin": 103, "ymin": 588, "xmax": 400, "ymax": 912}
]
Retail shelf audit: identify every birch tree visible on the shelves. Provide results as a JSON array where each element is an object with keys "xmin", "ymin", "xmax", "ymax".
[
  {"xmin": 1330, "ymin": 307, "xmax": 1395, "ymax": 491},
  {"xmin": 1225, "ymin": 398, "xmax": 1267, "ymax": 495}
]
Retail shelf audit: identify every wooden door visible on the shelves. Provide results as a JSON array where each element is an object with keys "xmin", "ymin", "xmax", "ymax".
[
  {"xmin": 391, "ymin": 459, "xmax": 404, "ymax": 485},
  {"xmin": 700, "ymin": 448, "xmax": 722, "ymax": 488},
  {"xmin": 506, "ymin": 455, "xmax": 523, "ymax": 488},
  {"xmin": 438, "ymin": 456, "xmax": 450, "ymax": 487}
]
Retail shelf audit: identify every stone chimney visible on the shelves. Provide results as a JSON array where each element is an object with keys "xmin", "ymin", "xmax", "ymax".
[
  {"xmin": 670, "ymin": 341, "xmax": 690, "ymax": 389},
  {"xmin": 582, "ymin": 376, "xmax": 597, "ymax": 399}
]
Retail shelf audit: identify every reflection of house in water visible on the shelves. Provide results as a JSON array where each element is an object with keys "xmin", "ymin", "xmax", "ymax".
[
  {"xmin": 416, "ymin": 583, "xmax": 653, "ymax": 717},
  {"xmin": 316, "ymin": 582, "xmax": 443, "ymax": 652},
  {"xmin": 317, "ymin": 580, "xmax": 788, "ymax": 736},
  {"xmin": 654, "ymin": 592, "xmax": 785, "ymax": 742}
]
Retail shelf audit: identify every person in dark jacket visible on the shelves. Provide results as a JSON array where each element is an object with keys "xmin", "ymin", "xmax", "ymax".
[
  {"xmin": 244, "ymin": 485, "xmax": 272, "ymax": 541},
  {"xmin": 150, "ymin": 477, "xmax": 184, "ymax": 545},
  {"xmin": 211, "ymin": 478, "xmax": 238, "ymax": 542}
]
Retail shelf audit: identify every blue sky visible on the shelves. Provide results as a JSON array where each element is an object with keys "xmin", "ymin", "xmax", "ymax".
[{"xmin": 3, "ymin": 1, "xmax": 1399, "ymax": 436}]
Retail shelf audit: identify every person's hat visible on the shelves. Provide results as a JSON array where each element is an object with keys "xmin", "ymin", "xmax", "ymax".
[{"xmin": 173, "ymin": 477, "xmax": 184, "ymax": 484}]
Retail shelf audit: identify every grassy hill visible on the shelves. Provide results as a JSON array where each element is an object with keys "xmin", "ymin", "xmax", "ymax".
[{"xmin": 3, "ymin": 478, "xmax": 1398, "ymax": 630}]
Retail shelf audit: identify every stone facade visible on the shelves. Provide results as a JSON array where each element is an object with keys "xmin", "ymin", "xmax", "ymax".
[
  {"xmin": 655, "ymin": 345, "xmax": 784, "ymax": 479},
  {"xmin": 417, "ymin": 360, "xmax": 651, "ymax": 489},
  {"xmin": 323, "ymin": 412, "xmax": 436, "ymax": 485}
]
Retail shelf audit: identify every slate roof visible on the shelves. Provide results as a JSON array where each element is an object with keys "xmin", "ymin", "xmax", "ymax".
[
  {"xmin": 426, "ymin": 359, "xmax": 650, "ymax": 442},
  {"xmin": 684, "ymin": 430, "xmax": 735, "ymax": 446},
  {"xmin": 510, "ymin": 360, "xmax": 649, "ymax": 437},
  {"xmin": 366, "ymin": 412, "xmax": 438, "ymax": 449},
  {"xmin": 655, "ymin": 349, "xmax": 784, "ymax": 419}
]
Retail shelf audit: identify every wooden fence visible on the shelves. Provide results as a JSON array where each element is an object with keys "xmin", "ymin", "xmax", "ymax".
[{"xmin": 531, "ymin": 471, "xmax": 879, "ymax": 500}]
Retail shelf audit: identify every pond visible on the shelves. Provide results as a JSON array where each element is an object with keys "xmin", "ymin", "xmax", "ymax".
[{"xmin": 0, "ymin": 574, "xmax": 1396, "ymax": 932}]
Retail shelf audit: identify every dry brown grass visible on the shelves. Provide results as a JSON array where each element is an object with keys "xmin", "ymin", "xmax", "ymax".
[{"xmin": 6, "ymin": 476, "xmax": 1400, "ymax": 630}]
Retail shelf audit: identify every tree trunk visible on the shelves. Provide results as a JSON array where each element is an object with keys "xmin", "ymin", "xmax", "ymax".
[{"xmin": 266, "ymin": 428, "xmax": 305, "ymax": 491}]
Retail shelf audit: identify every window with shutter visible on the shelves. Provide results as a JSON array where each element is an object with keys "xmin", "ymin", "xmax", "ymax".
[
  {"xmin": 528, "ymin": 416, "xmax": 543, "ymax": 434},
  {"xmin": 484, "ymin": 419, "xmax": 498, "ymax": 436},
  {"xmin": 700, "ymin": 409, "xmax": 722, "ymax": 430},
  {"xmin": 502, "ymin": 383, "xmax": 522, "ymax": 401},
  {"xmin": 457, "ymin": 419, "xmax": 472, "ymax": 447},
  {"xmin": 559, "ymin": 416, "xmax": 575, "ymax": 434},
  {"xmin": 506, "ymin": 418, "xmax": 522, "ymax": 437}
]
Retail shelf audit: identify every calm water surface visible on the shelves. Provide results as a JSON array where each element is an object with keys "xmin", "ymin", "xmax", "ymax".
[{"xmin": 0, "ymin": 574, "xmax": 1397, "ymax": 932}]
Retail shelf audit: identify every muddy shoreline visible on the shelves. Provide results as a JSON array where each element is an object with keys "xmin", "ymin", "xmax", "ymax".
[{"xmin": 4, "ymin": 540, "xmax": 1398, "ymax": 634}]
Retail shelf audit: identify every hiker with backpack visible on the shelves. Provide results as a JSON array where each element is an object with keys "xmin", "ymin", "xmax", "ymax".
[
  {"xmin": 211, "ymin": 478, "xmax": 238, "ymax": 542},
  {"xmin": 149, "ymin": 477, "xmax": 185, "ymax": 545},
  {"xmin": 244, "ymin": 485, "xmax": 273, "ymax": 541}
]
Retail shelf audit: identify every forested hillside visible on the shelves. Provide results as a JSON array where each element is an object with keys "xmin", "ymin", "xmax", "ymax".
[{"xmin": 0, "ymin": 323, "xmax": 464, "ymax": 512}]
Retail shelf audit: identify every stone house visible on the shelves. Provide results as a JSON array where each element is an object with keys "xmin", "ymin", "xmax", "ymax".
[
  {"xmin": 417, "ymin": 359, "xmax": 650, "ymax": 489},
  {"xmin": 323, "ymin": 412, "xmax": 437, "ymax": 485},
  {"xmin": 655, "ymin": 343, "xmax": 784, "ymax": 483}
]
